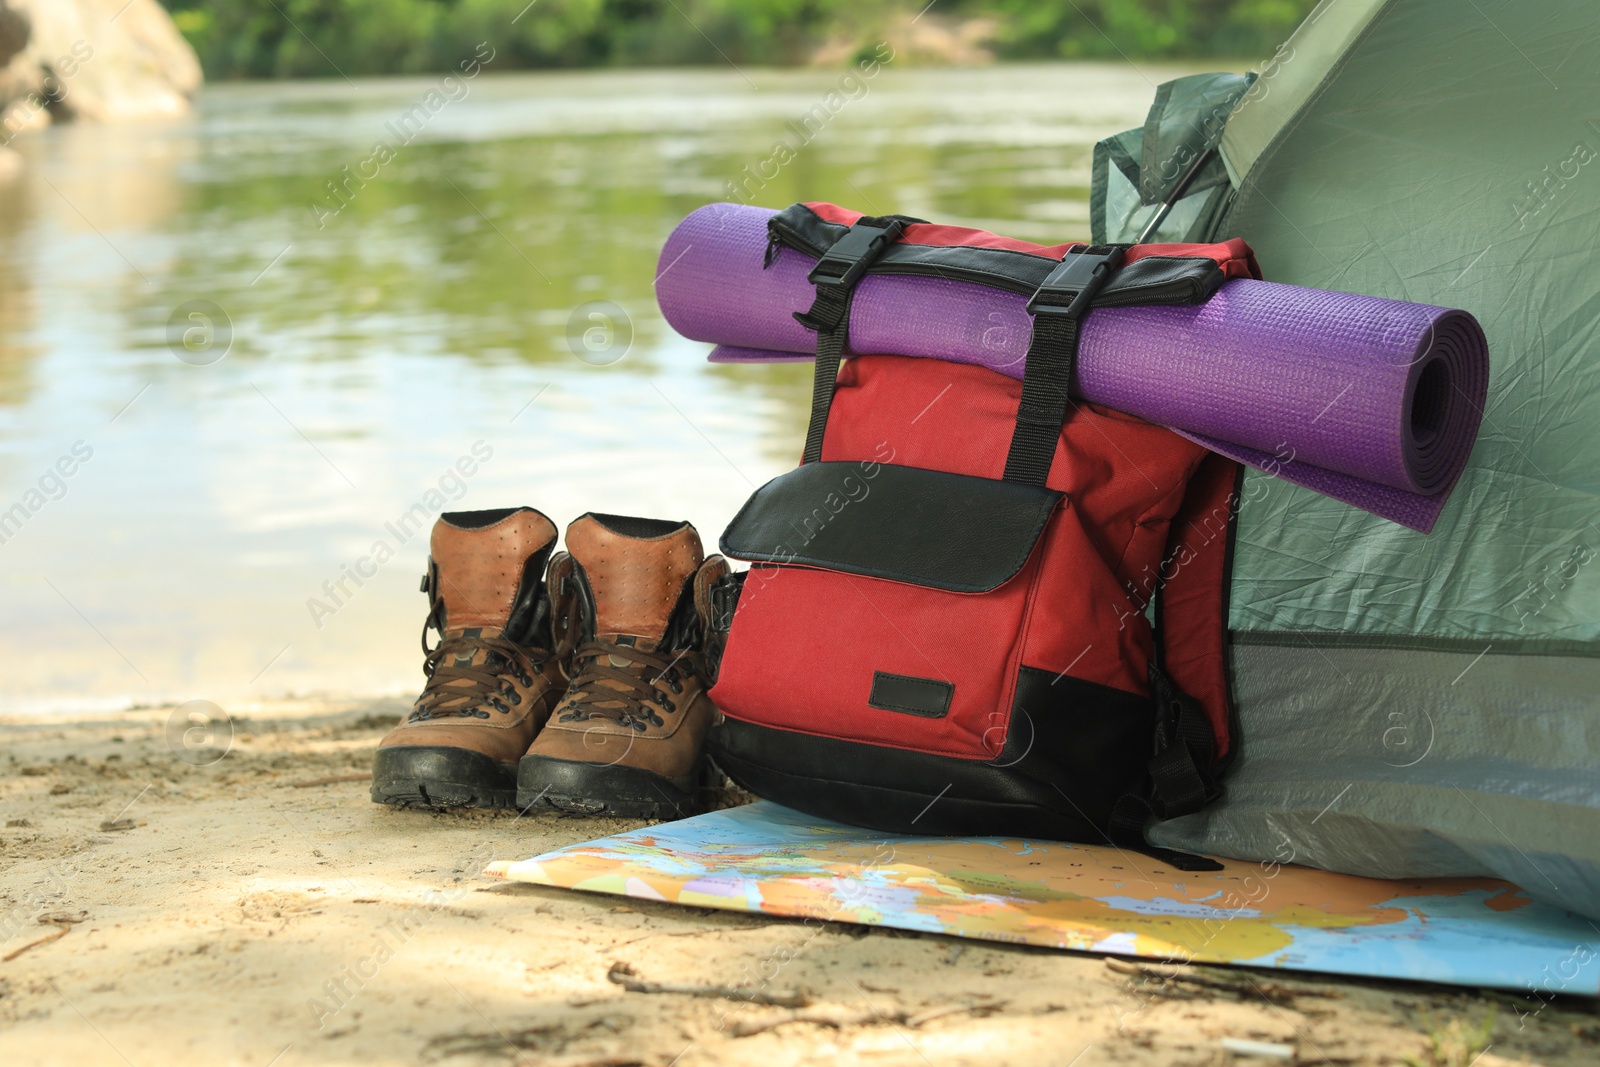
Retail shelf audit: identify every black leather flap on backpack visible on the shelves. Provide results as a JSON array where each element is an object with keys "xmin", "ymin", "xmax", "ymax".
[{"xmin": 720, "ymin": 462, "xmax": 1062, "ymax": 593}]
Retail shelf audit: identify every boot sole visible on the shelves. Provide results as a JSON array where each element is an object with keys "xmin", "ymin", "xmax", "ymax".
[
  {"xmin": 371, "ymin": 746, "xmax": 518, "ymax": 810},
  {"xmin": 515, "ymin": 754, "xmax": 704, "ymax": 820}
]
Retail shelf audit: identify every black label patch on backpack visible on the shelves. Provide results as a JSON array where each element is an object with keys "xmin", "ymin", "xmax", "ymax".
[{"xmin": 868, "ymin": 672, "xmax": 953, "ymax": 718}]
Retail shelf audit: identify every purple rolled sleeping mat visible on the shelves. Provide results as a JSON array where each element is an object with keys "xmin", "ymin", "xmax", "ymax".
[{"xmin": 655, "ymin": 203, "xmax": 1490, "ymax": 532}]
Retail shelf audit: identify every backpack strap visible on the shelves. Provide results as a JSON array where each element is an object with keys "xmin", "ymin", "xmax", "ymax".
[
  {"xmin": 1107, "ymin": 453, "xmax": 1242, "ymax": 872},
  {"xmin": 1003, "ymin": 244, "xmax": 1127, "ymax": 485},
  {"xmin": 1154, "ymin": 452, "xmax": 1242, "ymax": 765},
  {"xmin": 794, "ymin": 216, "xmax": 913, "ymax": 464}
]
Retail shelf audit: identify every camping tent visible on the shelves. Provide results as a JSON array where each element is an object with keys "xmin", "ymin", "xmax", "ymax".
[{"xmin": 1090, "ymin": 0, "xmax": 1600, "ymax": 922}]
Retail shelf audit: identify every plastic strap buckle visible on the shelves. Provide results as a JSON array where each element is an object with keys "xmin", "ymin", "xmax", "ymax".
[
  {"xmin": 1026, "ymin": 244, "xmax": 1127, "ymax": 318},
  {"xmin": 806, "ymin": 218, "xmax": 908, "ymax": 290}
]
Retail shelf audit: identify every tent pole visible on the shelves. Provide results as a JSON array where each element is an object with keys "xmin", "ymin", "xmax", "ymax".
[{"xmin": 1136, "ymin": 147, "xmax": 1216, "ymax": 243}]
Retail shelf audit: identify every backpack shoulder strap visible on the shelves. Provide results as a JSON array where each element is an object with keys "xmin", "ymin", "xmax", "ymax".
[
  {"xmin": 1105, "ymin": 453, "xmax": 1242, "ymax": 872},
  {"xmin": 1153, "ymin": 452, "xmax": 1242, "ymax": 766}
]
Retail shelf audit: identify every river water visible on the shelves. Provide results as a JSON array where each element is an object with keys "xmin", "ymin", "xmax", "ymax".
[{"xmin": 0, "ymin": 62, "xmax": 1198, "ymax": 714}]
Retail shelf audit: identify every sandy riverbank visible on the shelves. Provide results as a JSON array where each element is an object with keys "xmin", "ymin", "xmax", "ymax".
[{"xmin": 1, "ymin": 699, "xmax": 1596, "ymax": 1066}]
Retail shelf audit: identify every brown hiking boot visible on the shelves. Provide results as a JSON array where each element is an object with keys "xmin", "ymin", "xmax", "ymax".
[
  {"xmin": 371, "ymin": 507, "xmax": 567, "ymax": 810},
  {"xmin": 516, "ymin": 513, "xmax": 730, "ymax": 820}
]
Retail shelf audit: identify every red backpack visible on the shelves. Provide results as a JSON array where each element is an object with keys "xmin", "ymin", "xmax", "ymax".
[{"xmin": 705, "ymin": 203, "xmax": 1258, "ymax": 868}]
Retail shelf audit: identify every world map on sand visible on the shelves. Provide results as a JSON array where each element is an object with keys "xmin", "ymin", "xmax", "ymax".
[{"xmin": 484, "ymin": 802, "xmax": 1600, "ymax": 994}]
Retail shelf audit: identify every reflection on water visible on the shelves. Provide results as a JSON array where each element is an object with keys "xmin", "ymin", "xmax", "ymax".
[{"xmin": 0, "ymin": 62, "xmax": 1198, "ymax": 713}]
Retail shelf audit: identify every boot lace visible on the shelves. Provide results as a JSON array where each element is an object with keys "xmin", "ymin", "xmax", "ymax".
[
  {"xmin": 410, "ymin": 632, "xmax": 543, "ymax": 722},
  {"xmin": 556, "ymin": 639, "xmax": 698, "ymax": 732}
]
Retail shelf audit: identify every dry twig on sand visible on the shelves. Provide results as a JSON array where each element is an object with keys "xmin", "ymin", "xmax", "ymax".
[
  {"xmin": 729, "ymin": 999, "xmax": 1003, "ymax": 1037},
  {"xmin": 606, "ymin": 961, "xmax": 810, "ymax": 1008},
  {"xmin": 2, "ymin": 912, "xmax": 89, "ymax": 962},
  {"xmin": 1103, "ymin": 956, "xmax": 1343, "ymax": 1006}
]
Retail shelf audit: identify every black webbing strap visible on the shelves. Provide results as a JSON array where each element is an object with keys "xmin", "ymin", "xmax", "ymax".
[
  {"xmin": 794, "ymin": 217, "xmax": 911, "ymax": 464},
  {"xmin": 1148, "ymin": 663, "xmax": 1218, "ymax": 810},
  {"xmin": 799, "ymin": 288, "xmax": 852, "ymax": 465},
  {"xmin": 1106, "ymin": 662, "xmax": 1224, "ymax": 871},
  {"xmin": 1002, "ymin": 245, "xmax": 1127, "ymax": 485},
  {"xmin": 1108, "ymin": 796, "xmax": 1223, "ymax": 871}
]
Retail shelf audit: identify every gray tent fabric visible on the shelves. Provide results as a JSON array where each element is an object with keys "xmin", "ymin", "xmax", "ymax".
[
  {"xmin": 1149, "ymin": 646, "xmax": 1600, "ymax": 922},
  {"xmin": 1090, "ymin": 0, "xmax": 1600, "ymax": 921}
]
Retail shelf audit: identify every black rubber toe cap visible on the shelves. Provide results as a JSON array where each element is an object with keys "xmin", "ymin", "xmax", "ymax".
[{"xmin": 372, "ymin": 745, "xmax": 518, "ymax": 810}]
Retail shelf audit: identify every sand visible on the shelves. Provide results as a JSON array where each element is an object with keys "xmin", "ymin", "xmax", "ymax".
[{"xmin": 1, "ymin": 699, "xmax": 1596, "ymax": 1067}]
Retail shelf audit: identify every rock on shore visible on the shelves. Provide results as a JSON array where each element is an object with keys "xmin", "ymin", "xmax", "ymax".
[{"xmin": 0, "ymin": 0, "xmax": 201, "ymax": 139}]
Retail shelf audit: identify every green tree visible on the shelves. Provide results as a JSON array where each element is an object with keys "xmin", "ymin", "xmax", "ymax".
[{"xmin": 161, "ymin": 0, "xmax": 1320, "ymax": 80}]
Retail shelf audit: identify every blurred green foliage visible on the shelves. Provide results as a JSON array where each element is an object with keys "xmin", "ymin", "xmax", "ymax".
[{"xmin": 161, "ymin": 0, "xmax": 1319, "ymax": 79}]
